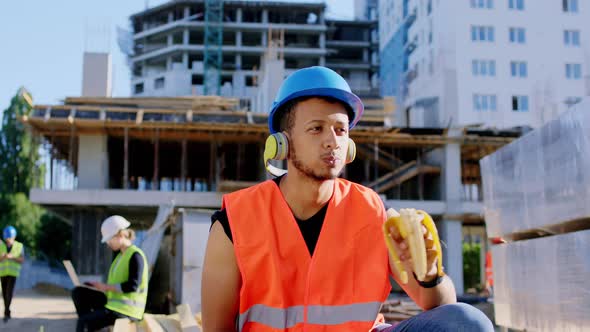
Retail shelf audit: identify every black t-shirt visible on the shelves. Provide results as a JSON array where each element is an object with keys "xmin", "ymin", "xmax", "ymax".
[{"xmin": 210, "ymin": 176, "xmax": 328, "ymax": 256}]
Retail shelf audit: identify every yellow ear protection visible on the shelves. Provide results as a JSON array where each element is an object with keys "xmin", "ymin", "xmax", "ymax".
[{"xmin": 263, "ymin": 132, "xmax": 356, "ymax": 177}]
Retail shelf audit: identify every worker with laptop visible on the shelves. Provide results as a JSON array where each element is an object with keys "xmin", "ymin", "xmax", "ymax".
[{"xmin": 71, "ymin": 215, "xmax": 148, "ymax": 332}]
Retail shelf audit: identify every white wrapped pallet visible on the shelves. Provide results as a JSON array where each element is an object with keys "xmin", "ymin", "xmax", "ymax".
[
  {"xmin": 481, "ymin": 98, "xmax": 590, "ymax": 238},
  {"xmin": 492, "ymin": 230, "xmax": 590, "ymax": 331}
]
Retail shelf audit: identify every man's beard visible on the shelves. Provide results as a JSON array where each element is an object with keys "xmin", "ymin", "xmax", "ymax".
[{"xmin": 290, "ymin": 144, "xmax": 340, "ymax": 182}]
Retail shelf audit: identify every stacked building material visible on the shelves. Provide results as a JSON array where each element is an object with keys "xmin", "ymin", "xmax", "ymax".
[{"xmin": 480, "ymin": 98, "xmax": 590, "ymax": 331}]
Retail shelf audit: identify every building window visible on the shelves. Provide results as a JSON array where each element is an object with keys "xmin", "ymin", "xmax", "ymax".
[
  {"xmin": 564, "ymin": 30, "xmax": 581, "ymax": 46},
  {"xmin": 154, "ymin": 77, "xmax": 165, "ymax": 89},
  {"xmin": 472, "ymin": 60, "xmax": 496, "ymax": 76},
  {"xmin": 509, "ymin": 0, "xmax": 524, "ymax": 10},
  {"xmin": 471, "ymin": 0, "xmax": 493, "ymax": 9},
  {"xmin": 512, "ymin": 95, "xmax": 529, "ymax": 112},
  {"xmin": 474, "ymin": 94, "xmax": 497, "ymax": 111},
  {"xmin": 565, "ymin": 97, "xmax": 582, "ymax": 107},
  {"xmin": 563, "ymin": 0, "xmax": 578, "ymax": 13},
  {"xmin": 134, "ymin": 82, "xmax": 144, "ymax": 94},
  {"xmin": 471, "ymin": 26, "xmax": 495, "ymax": 42},
  {"xmin": 510, "ymin": 61, "xmax": 528, "ymax": 78},
  {"xmin": 566, "ymin": 63, "xmax": 582, "ymax": 79},
  {"xmin": 509, "ymin": 27, "xmax": 526, "ymax": 44}
]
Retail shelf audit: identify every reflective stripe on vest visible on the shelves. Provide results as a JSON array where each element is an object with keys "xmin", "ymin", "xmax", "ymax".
[
  {"xmin": 104, "ymin": 245, "xmax": 148, "ymax": 319},
  {"xmin": 225, "ymin": 178, "xmax": 391, "ymax": 332},
  {"xmin": 238, "ymin": 302, "xmax": 382, "ymax": 331},
  {"xmin": 0, "ymin": 241, "xmax": 23, "ymax": 277},
  {"xmin": 107, "ymin": 298, "xmax": 146, "ymax": 308}
]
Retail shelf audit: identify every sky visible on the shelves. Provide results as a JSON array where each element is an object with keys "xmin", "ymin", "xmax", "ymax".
[{"xmin": 0, "ymin": 0, "xmax": 354, "ymax": 112}]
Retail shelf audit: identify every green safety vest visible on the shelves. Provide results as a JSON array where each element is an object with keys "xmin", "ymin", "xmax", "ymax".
[
  {"xmin": 105, "ymin": 245, "xmax": 148, "ymax": 320},
  {"xmin": 0, "ymin": 241, "xmax": 23, "ymax": 277}
]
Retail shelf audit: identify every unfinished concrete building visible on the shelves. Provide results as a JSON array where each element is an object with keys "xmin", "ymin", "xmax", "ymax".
[
  {"xmin": 23, "ymin": 88, "xmax": 515, "ymax": 304},
  {"xmin": 126, "ymin": 0, "xmax": 379, "ymax": 100}
]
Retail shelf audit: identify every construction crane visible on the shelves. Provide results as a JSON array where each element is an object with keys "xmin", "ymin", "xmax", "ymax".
[{"xmin": 204, "ymin": 0, "xmax": 223, "ymax": 96}]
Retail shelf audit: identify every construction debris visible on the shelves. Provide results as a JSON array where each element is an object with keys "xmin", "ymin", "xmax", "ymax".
[{"xmin": 113, "ymin": 304, "xmax": 202, "ymax": 332}]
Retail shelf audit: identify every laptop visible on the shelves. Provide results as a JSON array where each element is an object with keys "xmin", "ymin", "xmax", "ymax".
[{"xmin": 63, "ymin": 260, "xmax": 103, "ymax": 292}]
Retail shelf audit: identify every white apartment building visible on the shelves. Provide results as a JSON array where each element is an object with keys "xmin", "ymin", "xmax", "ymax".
[{"xmin": 379, "ymin": 0, "xmax": 590, "ymax": 129}]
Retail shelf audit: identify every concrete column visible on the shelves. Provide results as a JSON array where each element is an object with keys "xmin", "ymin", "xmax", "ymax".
[
  {"xmin": 438, "ymin": 219, "xmax": 464, "ymax": 294},
  {"xmin": 167, "ymin": 56, "xmax": 172, "ymax": 70},
  {"xmin": 319, "ymin": 33, "xmax": 326, "ymax": 48},
  {"xmin": 363, "ymin": 49, "xmax": 369, "ymax": 62},
  {"xmin": 183, "ymin": 29, "xmax": 189, "ymax": 45},
  {"xmin": 182, "ymin": 52, "xmax": 189, "ymax": 69},
  {"xmin": 168, "ymin": 12, "xmax": 174, "ymax": 23},
  {"xmin": 319, "ymin": 56, "xmax": 326, "ymax": 66},
  {"xmin": 236, "ymin": 31, "xmax": 242, "ymax": 47},
  {"xmin": 235, "ymin": 54, "xmax": 242, "ymax": 70},
  {"xmin": 262, "ymin": 31, "xmax": 267, "ymax": 47},
  {"xmin": 167, "ymin": 34, "xmax": 173, "ymax": 46},
  {"xmin": 440, "ymin": 128, "xmax": 465, "ymax": 294},
  {"xmin": 184, "ymin": 6, "xmax": 190, "ymax": 19},
  {"xmin": 236, "ymin": 8, "xmax": 242, "ymax": 23},
  {"xmin": 262, "ymin": 9, "xmax": 269, "ymax": 23},
  {"xmin": 77, "ymin": 135, "xmax": 109, "ymax": 189}
]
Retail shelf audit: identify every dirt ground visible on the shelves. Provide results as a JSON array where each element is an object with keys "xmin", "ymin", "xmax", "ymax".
[{"xmin": 0, "ymin": 287, "xmax": 76, "ymax": 332}]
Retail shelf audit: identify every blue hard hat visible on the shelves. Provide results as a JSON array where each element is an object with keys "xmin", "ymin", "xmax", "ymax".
[
  {"xmin": 268, "ymin": 66, "xmax": 364, "ymax": 134},
  {"xmin": 3, "ymin": 226, "xmax": 16, "ymax": 240}
]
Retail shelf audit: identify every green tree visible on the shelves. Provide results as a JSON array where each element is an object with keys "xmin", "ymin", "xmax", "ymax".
[
  {"xmin": 463, "ymin": 242, "xmax": 482, "ymax": 291},
  {"xmin": 0, "ymin": 89, "xmax": 71, "ymax": 262},
  {"xmin": 0, "ymin": 193, "xmax": 43, "ymax": 256},
  {"xmin": 0, "ymin": 88, "xmax": 42, "ymax": 195}
]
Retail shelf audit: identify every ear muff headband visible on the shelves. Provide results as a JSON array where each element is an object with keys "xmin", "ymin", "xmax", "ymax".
[{"xmin": 264, "ymin": 133, "xmax": 289, "ymax": 177}]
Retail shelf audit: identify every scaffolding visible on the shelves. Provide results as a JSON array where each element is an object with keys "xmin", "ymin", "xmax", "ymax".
[{"xmin": 203, "ymin": 0, "xmax": 224, "ymax": 95}]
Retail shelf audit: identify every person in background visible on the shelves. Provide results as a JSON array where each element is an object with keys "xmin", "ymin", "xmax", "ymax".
[
  {"xmin": 71, "ymin": 215, "xmax": 148, "ymax": 332},
  {"xmin": 0, "ymin": 225, "xmax": 25, "ymax": 323}
]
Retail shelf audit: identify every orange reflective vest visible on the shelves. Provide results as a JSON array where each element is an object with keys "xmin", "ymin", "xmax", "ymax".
[{"xmin": 224, "ymin": 178, "xmax": 391, "ymax": 332}]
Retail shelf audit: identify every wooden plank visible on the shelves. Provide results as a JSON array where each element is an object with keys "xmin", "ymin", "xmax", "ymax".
[
  {"xmin": 143, "ymin": 314, "xmax": 165, "ymax": 332},
  {"xmin": 136, "ymin": 109, "xmax": 144, "ymax": 125},
  {"xmin": 44, "ymin": 107, "xmax": 51, "ymax": 122},
  {"xmin": 113, "ymin": 318, "xmax": 137, "ymax": 332},
  {"xmin": 153, "ymin": 315, "xmax": 182, "ymax": 331},
  {"xmin": 68, "ymin": 108, "xmax": 76, "ymax": 124},
  {"xmin": 177, "ymin": 304, "xmax": 201, "ymax": 332},
  {"xmin": 35, "ymin": 104, "xmax": 246, "ymax": 115}
]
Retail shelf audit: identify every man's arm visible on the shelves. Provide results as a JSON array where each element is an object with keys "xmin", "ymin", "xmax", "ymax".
[
  {"xmin": 392, "ymin": 265, "xmax": 456, "ymax": 310},
  {"xmin": 201, "ymin": 221, "xmax": 241, "ymax": 332},
  {"xmin": 386, "ymin": 218, "xmax": 457, "ymax": 310}
]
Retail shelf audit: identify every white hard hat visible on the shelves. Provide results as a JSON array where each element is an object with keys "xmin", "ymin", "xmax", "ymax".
[{"xmin": 101, "ymin": 215, "xmax": 131, "ymax": 243}]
